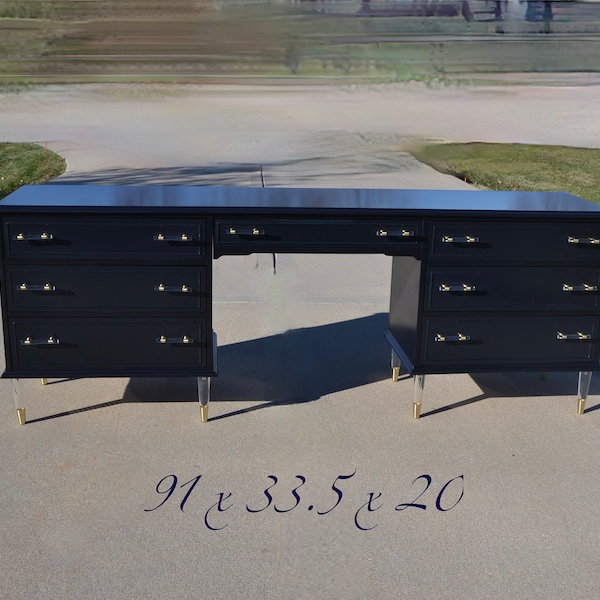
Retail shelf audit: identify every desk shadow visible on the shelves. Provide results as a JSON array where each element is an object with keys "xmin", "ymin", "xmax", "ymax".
[
  {"xmin": 123, "ymin": 313, "xmax": 391, "ymax": 415},
  {"xmin": 46, "ymin": 155, "xmax": 398, "ymax": 187},
  {"xmin": 48, "ymin": 164, "xmax": 267, "ymax": 186},
  {"xmin": 421, "ymin": 371, "xmax": 600, "ymax": 418}
]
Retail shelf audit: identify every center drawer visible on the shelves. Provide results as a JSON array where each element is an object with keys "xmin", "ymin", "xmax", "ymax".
[
  {"xmin": 9, "ymin": 318, "xmax": 209, "ymax": 372},
  {"xmin": 426, "ymin": 266, "xmax": 600, "ymax": 311},
  {"xmin": 6, "ymin": 266, "xmax": 207, "ymax": 313},
  {"xmin": 216, "ymin": 219, "xmax": 422, "ymax": 254}
]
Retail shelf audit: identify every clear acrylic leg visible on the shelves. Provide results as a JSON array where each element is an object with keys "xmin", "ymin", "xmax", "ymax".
[
  {"xmin": 198, "ymin": 376, "xmax": 211, "ymax": 423},
  {"xmin": 391, "ymin": 349, "xmax": 402, "ymax": 382},
  {"xmin": 12, "ymin": 378, "xmax": 26, "ymax": 425},
  {"xmin": 413, "ymin": 374, "xmax": 425, "ymax": 419},
  {"xmin": 577, "ymin": 371, "xmax": 592, "ymax": 415}
]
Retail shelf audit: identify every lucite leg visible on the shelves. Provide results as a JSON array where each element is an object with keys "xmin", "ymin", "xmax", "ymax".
[
  {"xmin": 12, "ymin": 379, "xmax": 26, "ymax": 425},
  {"xmin": 391, "ymin": 349, "xmax": 402, "ymax": 383},
  {"xmin": 577, "ymin": 371, "xmax": 592, "ymax": 415},
  {"xmin": 413, "ymin": 374, "xmax": 425, "ymax": 419},
  {"xmin": 198, "ymin": 376, "xmax": 211, "ymax": 423}
]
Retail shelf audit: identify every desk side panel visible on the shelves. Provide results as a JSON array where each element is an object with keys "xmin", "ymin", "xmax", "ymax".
[{"xmin": 388, "ymin": 255, "xmax": 423, "ymax": 370}]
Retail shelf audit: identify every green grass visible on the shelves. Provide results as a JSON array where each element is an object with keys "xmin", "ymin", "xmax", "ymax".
[
  {"xmin": 411, "ymin": 142, "xmax": 600, "ymax": 203},
  {"xmin": 0, "ymin": 142, "xmax": 67, "ymax": 198}
]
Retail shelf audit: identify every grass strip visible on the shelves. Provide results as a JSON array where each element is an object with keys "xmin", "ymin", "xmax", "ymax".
[
  {"xmin": 0, "ymin": 142, "xmax": 67, "ymax": 198},
  {"xmin": 411, "ymin": 142, "xmax": 600, "ymax": 204}
]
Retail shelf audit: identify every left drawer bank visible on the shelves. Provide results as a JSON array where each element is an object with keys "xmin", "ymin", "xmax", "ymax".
[{"xmin": 0, "ymin": 212, "xmax": 215, "ymax": 424}]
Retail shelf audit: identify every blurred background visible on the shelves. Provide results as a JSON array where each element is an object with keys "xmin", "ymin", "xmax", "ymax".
[{"xmin": 1, "ymin": 0, "xmax": 600, "ymax": 85}]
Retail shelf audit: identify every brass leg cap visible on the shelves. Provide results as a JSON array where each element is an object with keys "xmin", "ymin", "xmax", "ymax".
[
  {"xmin": 200, "ymin": 405, "xmax": 208, "ymax": 423},
  {"xmin": 392, "ymin": 366, "xmax": 400, "ymax": 383},
  {"xmin": 577, "ymin": 398, "xmax": 586, "ymax": 415},
  {"xmin": 413, "ymin": 402, "xmax": 421, "ymax": 419},
  {"xmin": 16, "ymin": 408, "xmax": 26, "ymax": 425},
  {"xmin": 40, "ymin": 378, "xmax": 48, "ymax": 385}
]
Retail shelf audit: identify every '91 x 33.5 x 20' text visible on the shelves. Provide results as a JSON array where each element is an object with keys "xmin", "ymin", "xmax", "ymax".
[{"xmin": 144, "ymin": 469, "xmax": 465, "ymax": 531}]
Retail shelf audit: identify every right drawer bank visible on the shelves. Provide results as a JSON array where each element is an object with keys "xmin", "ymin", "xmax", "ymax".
[{"xmin": 388, "ymin": 220, "xmax": 600, "ymax": 374}]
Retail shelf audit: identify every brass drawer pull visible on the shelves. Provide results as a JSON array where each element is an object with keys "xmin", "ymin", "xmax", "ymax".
[
  {"xmin": 154, "ymin": 233, "xmax": 193, "ymax": 242},
  {"xmin": 568, "ymin": 236, "xmax": 600, "ymax": 245},
  {"xmin": 227, "ymin": 227, "xmax": 265, "ymax": 236},
  {"xmin": 20, "ymin": 336, "xmax": 60, "ymax": 346},
  {"xmin": 377, "ymin": 229, "xmax": 415, "ymax": 238},
  {"xmin": 562, "ymin": 283, "xmax": 598, "ymax": 292},
  {"xmin": 14, "ymin": 232, "xmax": 54, "ymax": 241},
  {"xmin": 556, "ymin": 331, "xmax": 592, "ymax": 341},
  {"xmin": 435, "ymin": 333, "xmax": 470, "ymax": 343},
  {"xmin": 18, "ymin": 283, "xmax": 56, "ymax": 292},
  {"xmin": 157, "ymin": 335, "xmax": 193, "ymax": 344},
  {"xmin": 441, "ymin": 235, "xmax": 479, "ymax": 244},
  {"xmin": 439, "ymin": 283, "xmax": 476, "ymax": 293},
  {"xmin": 154, "ymin": 284, "xmax": 191, "ymax": 293}
]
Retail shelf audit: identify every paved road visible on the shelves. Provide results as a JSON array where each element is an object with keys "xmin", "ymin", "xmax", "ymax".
[{"xmin": 2, "ymin": 79, "xmax": 600, "ymax": 188}]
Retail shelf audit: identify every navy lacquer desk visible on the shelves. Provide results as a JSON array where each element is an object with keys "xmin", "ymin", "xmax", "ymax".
[{"xmin": 2, "ymin": 185, "xmax": 599, "ymax": 423}]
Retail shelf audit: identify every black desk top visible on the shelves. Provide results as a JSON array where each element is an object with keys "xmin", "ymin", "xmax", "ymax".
[{"xmin": 1, "ymin": 184, "xmax": 599, "ymax": 217}]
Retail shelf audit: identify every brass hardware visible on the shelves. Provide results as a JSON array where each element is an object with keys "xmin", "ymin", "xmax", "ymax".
[
  {"xmin": 413, "ymin": 402, "xmax": 421, "ymax": 419},
  {"xmin": 392, "ymin": 366, "xmax": 400, "ymax": 382},
  {"xmin": 556, "ymin": 332, "xmax": 591, "ymax": 341},
  {"xmin": 15, "ymin": 232, "xmax": 53, "ymax": 241},
  {"xmin": 18, "ymin": 283, "xmax": 55, "ymax": 292},
  {"xmin": 40, "ymin": 378, "xmax": 47, "ymax": 385},
  {"xmin": 435, "ymin": 333, "xmax": 470, "ymax": 343},
  {"xmin": 155, "ymin": 283, "xmax": 191, "ymax": 293},
  {"xmin": 540, "ymin": 372, "xmax": 546, "ymax": 380},
  {"xmin": 578, "ymin": 398, "xmax": 586, "ymax": 415},
  {"xmin": 21, "ymin": 336, "xmax": 59, "ymax": 346},
  {"xmin": 200, "ymin": 405, "xmax": 209, "ymax": 423},
  {"xmin": 377, "ymin": 229, "xmax": 415, "ymax": 238},
  {"xmin": 16, "ymin": 408, "xmax": 26, "ymax": 425},
  {"xmin": 157, "ymin": 335, "xmax": 193, "ymax": 344},
  {"xmin": 441, "ymin": 235, "xmax": 479, "ymax": 244},
  {"xmin": 154, "ymin": 233, "xmax": 192, "ymax": 242},
  {"xmin": 228, "ymin": 227, "xmax": 264, "ymax": 236},
  {"xmin": 568, "ymin": 236, "xmax": 600, "ymax": 245},
  {"xmin": 562, "ymin": 283, "xmax": 598, "ymax": 292},
  {"xmin": 439, "ymin": 283, "xmax": 476, "ymax": 293}
]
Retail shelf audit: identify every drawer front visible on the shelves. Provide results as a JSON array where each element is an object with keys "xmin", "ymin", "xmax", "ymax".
[
  {"xmin": 10, "ymin": 318, "xmax": 209, "ymax": 371},
  {"xmin": 421, "ymin": 316, "xmax": 598, "ymax": 366},
  {"xmin": 4, "ymin": 218, "xmax": 207, "ymax": 260},
  {"xmin": 7, "ymin": 266, "xmax": 207, "ymax": 312},
  {"xmin": 430, "ymin": 222, "xmax": 600, "ymax": 262},
  {"xmin": 426, "ymin": 267, "xmax": 600, "ymax": 311},
  {"xmin": 216, "ymin": 219, "xmax": 422, "ymax": 252}
]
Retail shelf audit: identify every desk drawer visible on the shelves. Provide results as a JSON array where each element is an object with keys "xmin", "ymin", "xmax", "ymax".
[
  {"xmin": 421, "ymin": 316, "xmax": 597, "ymax": 366},
  {"xmin": 4, "ymin": 218, "xmax": 207, "ymax": 260},
  {"xmin": 7, "ymin": 266, "xmax": 207, "ymax": 313},
  {"xmin": 426, "ymin": 267, "xmax": 600, "ymax": 311},
  {"xmin": 216, "ymin": 219, "xmax": 422, "ymax": 253},
  {"xmin": 9, "ymin": 318, "xmax": 209, "ymax": 371},
  {"xmin": 430, "ymin": 222, "xmax": 600, "ymax": 262}
]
